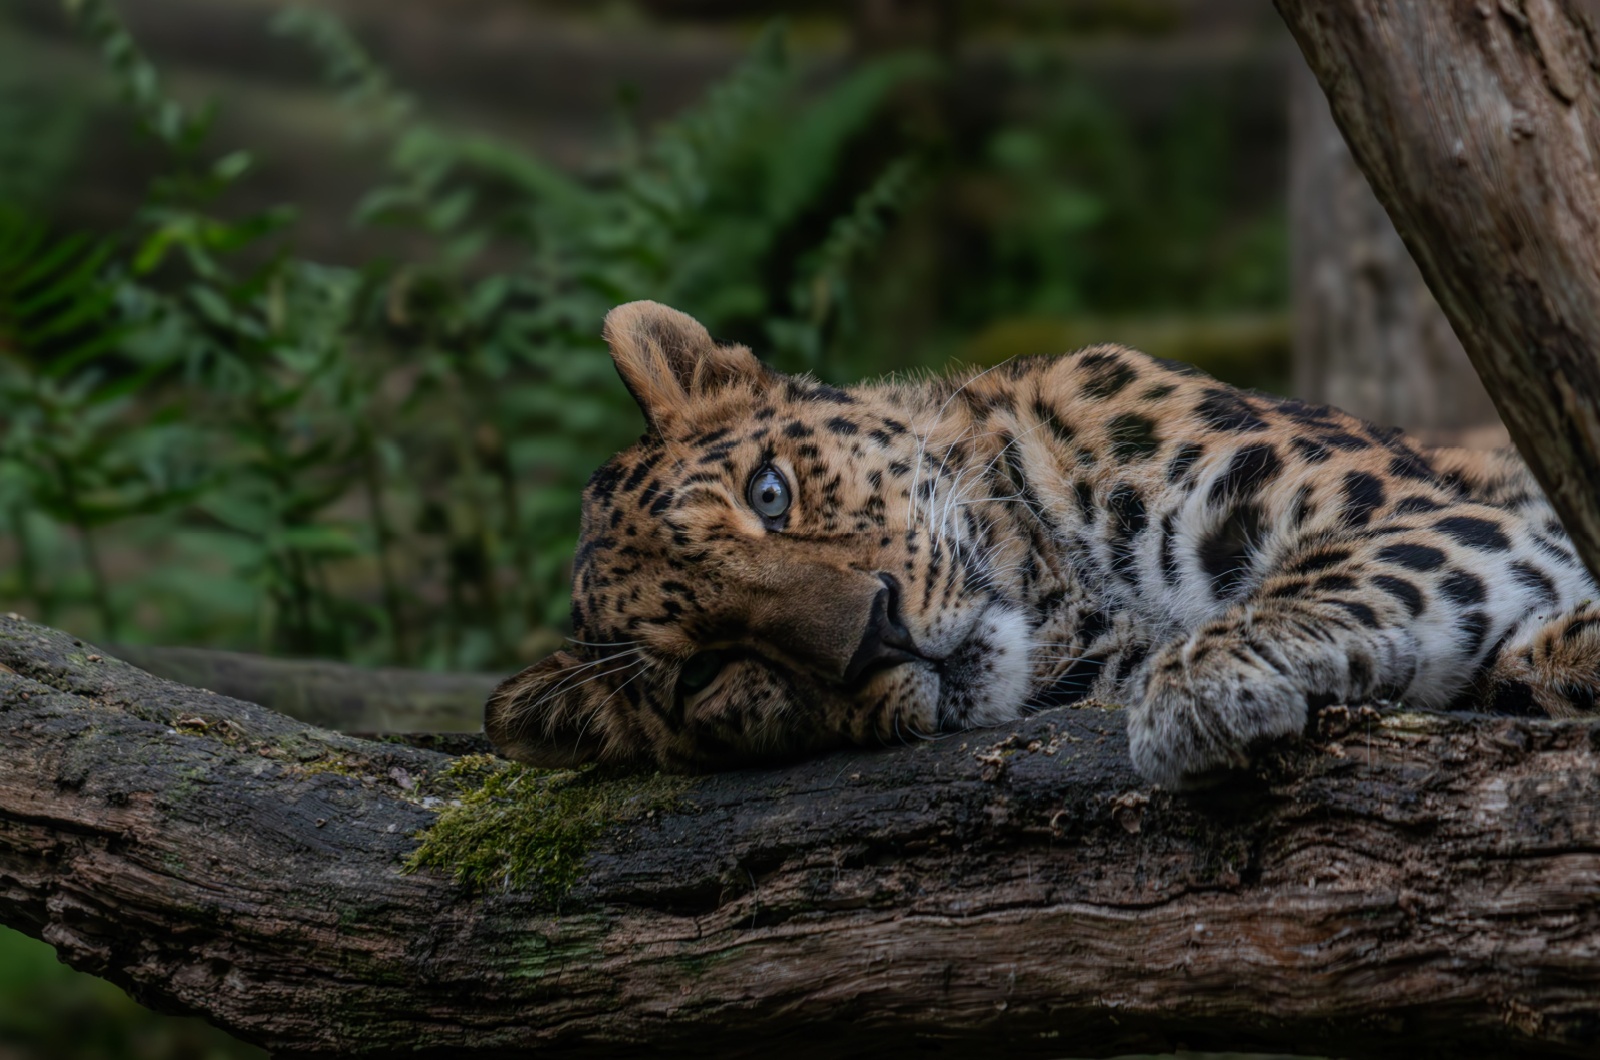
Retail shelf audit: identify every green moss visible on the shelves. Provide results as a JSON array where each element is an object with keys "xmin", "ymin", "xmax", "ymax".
[
  {"xmin": 166, "ymin": 762, "xmax": 210, "ymax": 804},
  {"xmin": 293, "ymin": 756, "xmax": 367, "ymax": 779},
  {"xmin": 404, "ymin": 756, "xmax": 689, "ymax": 905},
  {"xmin": 416, "ymin": 752, "xmax": 502, "ymax": 797}
]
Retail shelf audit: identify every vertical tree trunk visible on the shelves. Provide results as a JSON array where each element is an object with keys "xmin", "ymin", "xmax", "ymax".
[
  {"xmin": 1276, "ymin": 0, "xmax": 1600, "ymax": 584},
  {"xmin": 1289, "ymin": 55, "xmax": 1501, "ymax": 444}
]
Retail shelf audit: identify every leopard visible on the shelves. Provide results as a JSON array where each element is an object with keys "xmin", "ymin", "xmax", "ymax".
[{"xmin": 485, "ymin": 300, "xmax": 1600, "ymax": 788}]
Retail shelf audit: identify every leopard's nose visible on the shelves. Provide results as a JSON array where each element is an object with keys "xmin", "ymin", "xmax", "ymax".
[{"xmin": 842, "ymin": 573, "xmax": 920, "ymax": 685}]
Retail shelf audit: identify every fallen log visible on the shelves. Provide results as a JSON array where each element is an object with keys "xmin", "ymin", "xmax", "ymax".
[
  {"xmin": 0, "ymin": 614, "xmax": 1596, "ymax": 1058},
  {"xmin": 106, "ymin": 642, "xmax": 493, "ymax": 732}
]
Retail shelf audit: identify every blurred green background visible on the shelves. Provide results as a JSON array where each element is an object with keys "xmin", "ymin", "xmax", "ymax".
[{"xmin": 0, "ymin": 0, "xmax": 1290, "ymax": 1054}]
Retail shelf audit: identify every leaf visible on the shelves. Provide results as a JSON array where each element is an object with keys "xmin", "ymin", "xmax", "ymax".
[
  {"xmin": 211, "ymin": 150, "xmax": 254, "ymax": 183},
  {"xmin": 279, "ymin": 524, "xmax": 364, "ymax": 558},
  {"xmin": 187, "ymin": 283, "xmax": 236, "ymax": 328}
]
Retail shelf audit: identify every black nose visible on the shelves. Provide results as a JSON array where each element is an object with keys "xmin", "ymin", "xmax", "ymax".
[{"xmin": 843, "ymin": 573, "xmax": 919, "ymax": 685}]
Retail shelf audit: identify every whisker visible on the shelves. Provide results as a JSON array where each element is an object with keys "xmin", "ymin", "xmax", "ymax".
[
  {"xmin": 535, "ymin": 647, "xmax": 643, "ymax": 679},
  {"xmin": 571, "ymin": 662, "xmax": 653, "ymax": 752},
  {"xmin": 520, "ymin": 657, "xmax": 644, "ymax": 716}
]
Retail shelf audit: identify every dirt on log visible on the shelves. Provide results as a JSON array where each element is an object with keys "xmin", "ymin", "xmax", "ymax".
[
  {"xmin": 1275, "ymin": 0, "xmax": 1600, "ymax": 583},
  {"xmin": 1, "ymin": 614, "xmax": 1598, "ymax": 1058}
]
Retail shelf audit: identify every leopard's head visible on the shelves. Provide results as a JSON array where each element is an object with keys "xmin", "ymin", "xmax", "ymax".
[{"xmin": 486, "ymin": 301, "xmax": 1037, "ymax": 770}]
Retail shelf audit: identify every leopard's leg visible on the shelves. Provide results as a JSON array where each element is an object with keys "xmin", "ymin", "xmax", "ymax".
[
  {"xmin": 1126, "ymin": 517, "xmax": 1593, "ymax": 787},
  {"xmin": 1127, "ymin": 587, "xmax": 1423, "ymax": 789},
  {"xmin": 1478, "ymin": 601, "xmax": 1600, "ymax": 718}
]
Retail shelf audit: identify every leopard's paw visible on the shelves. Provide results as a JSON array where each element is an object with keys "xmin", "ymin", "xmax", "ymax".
[{"xmin": 1128, "ymin": 633, "xmax": 1307, "ymax": 790}]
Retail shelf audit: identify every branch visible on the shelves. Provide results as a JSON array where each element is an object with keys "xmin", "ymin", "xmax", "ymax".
[
  {"xmin": 1, "ymin": 615, "xmax": 1597, "ymax": 1058},
  {"xmin": 105, "ymin": 642, "xmax": 494, "ymax": 732},
  {"xmin": 1274, "ymin": 0, "xmax": 1600, "ymax": 582}
]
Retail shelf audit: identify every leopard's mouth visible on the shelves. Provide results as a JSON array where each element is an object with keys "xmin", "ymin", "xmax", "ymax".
[
  {"xmin": 920, "ymin": 601, "xmax": 1036, "ymax": 732},
  {"xmin": 845, "ymin": 644, "xmax": 930, "ymax": 689}
]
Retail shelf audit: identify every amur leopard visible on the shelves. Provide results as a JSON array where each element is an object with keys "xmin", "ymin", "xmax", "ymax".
[{"xmin": 485, "ymin": 300, "xmax": 1600, "ymax": 788}]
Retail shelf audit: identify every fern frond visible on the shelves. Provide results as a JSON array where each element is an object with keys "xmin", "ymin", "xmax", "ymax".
[
  {"xmin": 0, "ymin": 209, "xmax": 123, "ymax": 371},
  {"xmin": 270, "ymin": 7, "xmax": 415, "ymax": 135},
  {"xmin": 624, "ymin": 22, "xmax": 793, "ymax": 224},
  {"xmin": 804, "ymin": 155, "xmax": 923, "ymax": 318},
  {"xmin": 61, "ymin": 0, "xmax": 204, "ymax": 150},
  {"xmin": 761, "ymin": 53, "xmax": 936, "ymax": 230},
  {"xmin": 767, "ymin": 155, "xmax": 923, "ymax": 374}
]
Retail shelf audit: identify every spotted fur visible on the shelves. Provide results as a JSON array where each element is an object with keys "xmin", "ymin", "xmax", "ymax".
[{"xmin": 485, "ymin": 301, "xmax": 1599, "ymax": 787}]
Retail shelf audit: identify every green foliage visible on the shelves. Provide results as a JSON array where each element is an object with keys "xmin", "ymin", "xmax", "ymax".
[
  {"xmin": 0, "ymin": 210, "xmax": 207, "ymax": 637},
  {"xmin": 957, "ymin": 55, "xmax": 1288, "ymax": 324},
  {"xmin": 0, "ymin": 0, "xmax": 926, "ymax": 666}
]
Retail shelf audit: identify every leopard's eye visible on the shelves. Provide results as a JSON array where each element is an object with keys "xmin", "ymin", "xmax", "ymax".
[
  {"xmin": 679, "ymin": 650, "xmax": 727, "ymax": 697},
  {"xmin": 747, "ymin": 465, "xmax": 791, "ymax": 522}
]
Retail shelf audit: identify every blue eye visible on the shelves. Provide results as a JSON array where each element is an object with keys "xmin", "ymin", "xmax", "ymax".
[{"xmin": 747, "ymin": 465, "xmax": 791, "ymax": 521}]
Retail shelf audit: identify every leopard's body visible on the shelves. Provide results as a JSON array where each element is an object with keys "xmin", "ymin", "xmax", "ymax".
[{"xmin": 486, "ymin": 302, "xmax": 1600, "ymax": 787}]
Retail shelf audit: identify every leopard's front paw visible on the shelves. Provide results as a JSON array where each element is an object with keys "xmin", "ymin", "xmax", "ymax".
[{"xmin": 1128, "ymin": 635, "xmax": 1308, "ymax": 790}]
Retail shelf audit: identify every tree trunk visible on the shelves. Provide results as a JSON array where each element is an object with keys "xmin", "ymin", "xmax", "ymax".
[
  {"xmin": 2, "ymin": 614, "xmax": 1598, "ymax": 1058},
  {"xmin": 1276, "ymin": 0, "xmax": 1600, "ymax": 583},
  {"xmin": 1288, "ymin": 54, "xmax": 1502, "ymax": 445}
]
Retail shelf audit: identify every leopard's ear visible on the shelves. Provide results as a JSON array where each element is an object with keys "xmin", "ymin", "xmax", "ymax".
[
  {"xmin": 602, "ymin": 301, "xmax": 770, "ymax": 433},
  {"xmin": 484, "ymin": 650, "xmax": 614, "ymax": 768}
]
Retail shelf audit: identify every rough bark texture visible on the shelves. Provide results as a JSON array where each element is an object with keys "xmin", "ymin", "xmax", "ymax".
[
  {"xmin": 2, "ymin": 615, "xmax": 1598, "ymax": 1058},
  {"xmin": 1276, "ymin": 0, "xmax": 1600, "ymax": 582},
  {"xmin": 106, "ymin": 643, "xmax": 492, "ymax": 732},
  {"xmin": 1288, "ymin": 53, "xmax": 1501, "ymax": 443}
]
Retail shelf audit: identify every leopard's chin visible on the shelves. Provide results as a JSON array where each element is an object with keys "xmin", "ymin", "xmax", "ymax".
[
  {"xmin": 930, "ymin": 601, "xmax": 1034, "ymax": 731},
  {"xmin": 855, "ymin": 601, "xmax": 1032, "ymax": 741}
]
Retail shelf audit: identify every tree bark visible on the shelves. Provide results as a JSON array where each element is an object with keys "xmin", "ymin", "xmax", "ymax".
[
  {"xmin": 1288, "ymin": 53, "xmax": 1502, "ymax": 444},
  {"xmin": 1275, "ymin": 0, "xmax": 1600, "ymax": 583},
  {"xmin": 2, "ymin": 614, "xmax": 1598, "ymax": 1058}
]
